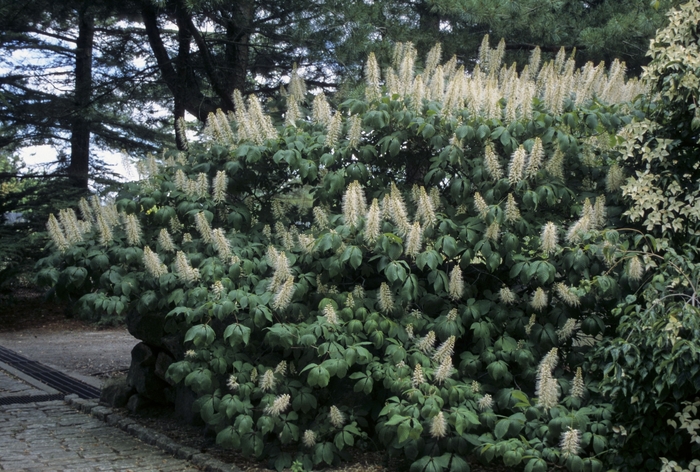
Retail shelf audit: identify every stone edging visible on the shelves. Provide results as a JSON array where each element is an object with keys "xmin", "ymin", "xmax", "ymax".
[{"xmin": 64, "ymin": 394, "xmax": 242, "ymax": 472}]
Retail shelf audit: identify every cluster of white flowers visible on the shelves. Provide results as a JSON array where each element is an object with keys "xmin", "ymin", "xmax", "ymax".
[
  {"xmin": 430, "ymin": 412, "xmax": 448, "ymax": 438},
  {"xmin": 530, "ymin": 288, "xmax": 548, "ymax": 311},
  {"xmin": 541, "ymin": 222, "xmax": 559, "ymax": 255},
  {"xmin": 342, "ymin": 181, "xmax": 368, "ymax": 229},
  {"xmin": 412, "ymin": 364, "xmax": 425, "ymax": 388},
  {"xmin": 378, "ymin": 282, "xmax": 394, "ymax": 314},
  {"xmin": 448, "ymin": 266, "xmax": 464, "ymax": 300},
  {"xmin": 329, "ymin": 406, "xmax": 345, "ymax": 428},
  {"xmin": 478, "ymin": 394, "xmax": 493, "ymax": 411},
  {"xmin": 536, "ymin": 348, "xmax": 560, "ymax": 409},
  {"xmin": 264, "ymin": 394, "xmax": 291, "ymax": 416},
  {"xmin": 143, "ymin": 246, "xmax": 168, "ymax": 278},
  {"xmin": 174, "ymin": 251, "xmax": 200, "ymax": 284},
  {"xmin": 500, "ymin": 287, "xmax": 516, "ymax": 305}
]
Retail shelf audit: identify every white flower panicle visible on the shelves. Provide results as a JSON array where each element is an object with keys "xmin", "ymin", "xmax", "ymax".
[
  {"xmin": 365, "ymin": 52, "xmax": 381, "ymax": 102},
  {"xmin": 364, "ymin": 198, "xmax": 382, "ymax": 244},
  {"xmin": 447, "ymin": 308, "xmax": 458, "ymax": 322},
  {"xmin": 508, "ymin": 145, "xmax": 527, "ymax": 186},
  {"xmin": 226, "ymin": 375, "xmax": 239, "ymax": 391},
  {"xmin": 412, "ymin": 364, "xmax": 425, "ymax": 387},
  {"xmin": 485, "ymin": 221, "xmax": 500, "ymax": 242},
  {"xmin": 264, "ymin": 394, "xmax": 291, "ymax": 417},
  {"xmin": 323, "ymin": 303, "xmax": 339, "ymax": 325},
  {"xmin": 211, "ymin": 280, "xmax": 225, "ymax": 299},
  {"xmin": 313, "ymin": 206, "xmax": 329, "ymax": 230},
  {"xmin": 302, "ymin": 430, "xmax": 317, "ymax": 448},
  {"xmin": 430, "ymin": 412, "xmax": 448, "ymax": 438},
  {"xmin": 606, "ymin": 163, "xmax": 625, "ymax": 192},
  {"xmin": 289, "ymin": 64, "xmax": 307, "ymax": 101},
  {"xmin": 484, "ymin": 143, "xmax": 503, "ymax": 181},
  {"xmin": 525, "ymin": 137, "xmax": 544, "ymax": 178},
  {"xmin": 433, "ymin": 336, "xmax": 456, "ymax": 363},
  {"xmin": 471, "ymin": 380, "xmax": 481, "ymax": 394},
  {"xmin": 593, "ymin": 196, "xmax": 607, "ymax": 228},
  {"xmin": 78, "ymin": 197, "xmax": 93, "ymax": 223},
  {"xmin": 505, "ymin": 194, "xmax": 520, "ymax": 223},
  {"xmin": 143, "ymin": 246, "xmax": 168, "ymax": 278},
  {"xmin": 212, "ymin": 228, "xmax": 232, "ymax": 260},
  {"xmin": 478, "ymin": 394, "xmax": 493, "ymax": 411},
  {"xmin": 378, "ymin": 282, "xmax": 395, "ymax": 314},
  {"xmin": 405, "ymin": 221, "xmax": 423, "ymax": 257},
  {"xmin": 555, "ymin": 283, "xmax": 580, "ymax": 307},
  {"xmin": 297, "ymin": 234, "xmax": 315, "ymax": 255},
  {"xmin": 59, "ymin": 209, "xmax": 83, "ymax": 245},
  {"xmin": 525, "ymin": 314, "xmax": 537, "ymax": 335},
  {"xmin": 122, "ymin": 213, "xmax": 142, "ymax": 246},
  {"xmin": 571, "ymin": 367, "xmax": 585, "ymax": 399},
  {"xmin": 259, "ymin": 369, "xmax": 276, "ymax": 392},
  {"xmin": 342, "ymin": 181, "xmax": 367, "ymax": 229},
  {"xmin": 473, "ymin": 192, "xmax": 489, "ymax": 218},
  {"xmin": 326, "ymin": 112, "xmax": 343, "ymax": 148},
  {"xmin": 182, "ymin": 232, "xmax": 192, "ymax": 243},
  {"xmin": 274, "ymin": 361, "xmax": 287, "ymax": 376},
  {"xmin": 531, "ymin": 288, "xmax": 548, "ymax": 311},
  {"xmin": 285, "ymin": 95, "xmax": 300, "ymax": 127},
  {"xmin": 415, "ymin": 186, "xmax": 437, "ymax": 228},
  {"xmin": 347, "ymin": 115, "xmax": 363, "ymax": 149},
  {"xmin": 385, "ymin": 184, "xmax": 411, "ymax": 236},
  {"xmin": 329, "ymin": 406, "xmax": 345, "ymax": 428},
  {"xmin": 541, "ymin": 222, "xmax": 559, "ymax": 255},
  {"xmin": 47, "ymin": 214, "xmax": 70, "ymax": 252},
  {"xmin": 170, "ymin": 216, "xmax": 183, "ymax": 234},
  {"xmin": 353, "ymin": 285, "xmax": 365, "ymax": 300},
  {"xmin": 560, "ymin": 427, "xmax": 581, "ymax": 458},
  {"xmin": 96, "ymin": 213, "xmax": 114, "ymax": 246},
  {"xmin": 269, "ymin": 253, "xmax": 293, "ymax": 297},
  {"xmin": 557, "ymin": 318, "xmax": 578, "ymax": 341},
  {"xmin": 433, "ymin": 356, "xmax": 454, "ymax": 383},
  {"xmin": 250, "ymin": 368, "xmax": 258, "ymax": 383},
  {"xmin": 566, "ymin": 214, "xmax": 591, "ymax": 245},
  {"xmin": 545, "ymin": 147, "xmax": 565, "ymax": 180},
  {"xmin": 536, "ymin": 348, "xmax": 560, "ymax": 409},
  {"xmin": 312, "ymin": 92, "xmax": 332, "ymax": 126},
  {"xmin": 271, "ymin": 276, "xmax": 295, "ymax": 311},
  {"xmin": 185, "ymin": 349, "xmax": 197, "ymax": 359},
  {"xmin": 158, "ymin": 228, "xmax": 175, "ymax": 252},
  {"xmin": 212, "ymin": 170, "xmax": 228, "ymax": 203},
  {"xmin": 194, "ymin": 212, "xmax": 212, "ymax": 243},
  {"xmin": 448, "ymin": 266, "xmax": 464, "ymax": 300},
  {"xmin": 174, "ymin": 251, "xmax": 200, "ymax": 283},
  {"xmin": 195, "ymin": 173, "xmax": 209, "ymax": 199},
  {"xmin": 628, "ymin": 256, "xmax": 644, "ymax": 281},
  {"xmin": 500, "ymin": 287, "xmax": 516, "ymax": 305},
  {"xmin": 416, "ymin": 331, "xmax": 436, "ymax": 353}
]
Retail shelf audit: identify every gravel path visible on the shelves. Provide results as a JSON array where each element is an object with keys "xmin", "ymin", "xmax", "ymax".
[{"xmin": 0, "ymin": 327, "xmax": 136, "ymax": 382}]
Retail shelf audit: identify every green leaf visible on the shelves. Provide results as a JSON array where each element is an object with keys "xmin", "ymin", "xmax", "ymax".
[
  {"xmin": 223, "ymin": 323, "xmax": 251, "ymax": 347},
  {"xmin": 494, "ymin": 418, "xmax": 510, "ymax": 439}
]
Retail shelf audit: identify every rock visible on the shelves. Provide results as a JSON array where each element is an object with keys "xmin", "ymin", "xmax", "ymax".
[
  {"xmin": 100, "ymin": 376, "xmax": 135, "ymax": 408},
  {"xmin": 126, "ymin": 310, "xmax": 165, "ymax": 347},
  {"xmin": 174, "ymin": 384, "xmax": 202, "ymax": 425},
  {"xmin": 127, "ymin": 343, "xmax": 169, "ymax": 402},
  {"xmin": 154, "ymin": 351, "xmax": 174, "ymax": 384},
  {"xmin": 126, "ymin": 393, "xmax": 152, "ymax": 413}
]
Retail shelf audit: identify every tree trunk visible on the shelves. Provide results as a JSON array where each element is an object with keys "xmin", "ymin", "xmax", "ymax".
[
  {"xmin": 68, "ymin": 6, "xmax": 94, "ymax": 189},
  {"xmin": 225, "ymin": 0, "xmax": 254, "ymax": 97}
]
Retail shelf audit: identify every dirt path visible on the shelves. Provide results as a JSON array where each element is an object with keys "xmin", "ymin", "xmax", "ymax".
[{"xmin": 0, "ymin": 289, "xmax": 136, "ymax": 382}]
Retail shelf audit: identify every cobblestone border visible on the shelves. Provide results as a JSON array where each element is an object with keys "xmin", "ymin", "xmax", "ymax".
[{"xmin": 64, "ymin": 394, "xmax": 242, "ymax": 472}]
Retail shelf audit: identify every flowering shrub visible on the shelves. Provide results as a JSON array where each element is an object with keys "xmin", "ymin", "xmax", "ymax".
[{"xmin": 39, "ymin": 37, "xmax": 654, "ymax": 471}]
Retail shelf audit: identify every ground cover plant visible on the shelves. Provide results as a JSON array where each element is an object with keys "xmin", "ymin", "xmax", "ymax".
[{"xmin": 38, "ymin": 3, "xmax": 700, "ymax": 470}]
